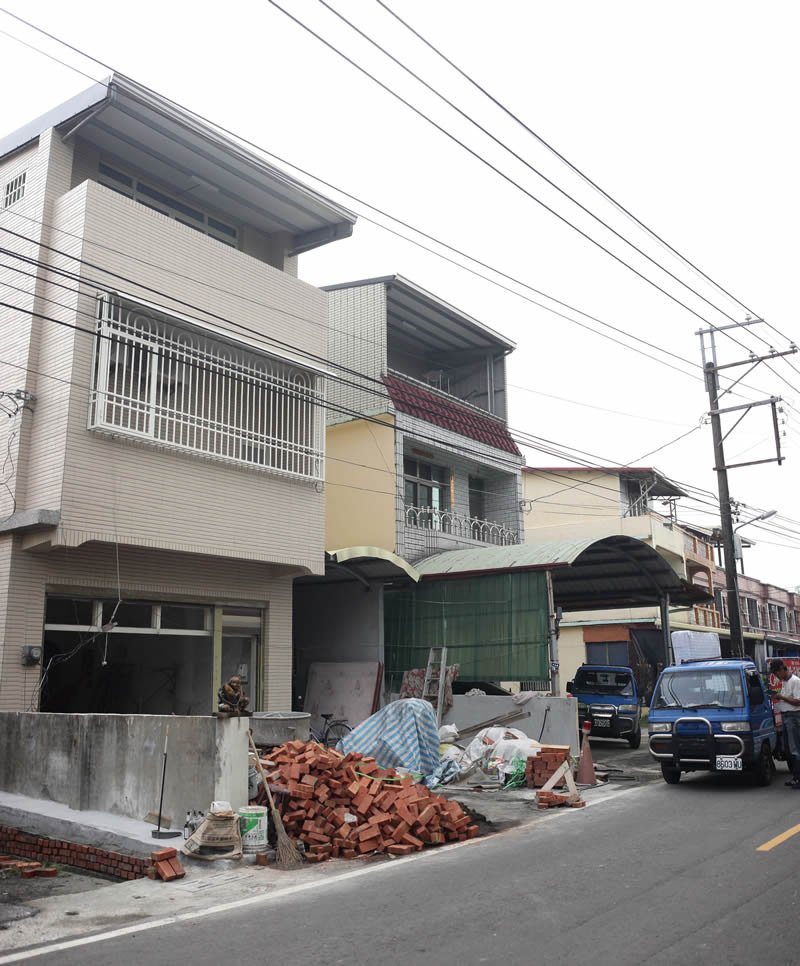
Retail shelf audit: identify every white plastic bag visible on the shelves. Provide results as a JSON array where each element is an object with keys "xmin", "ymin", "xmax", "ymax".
[{"xmin": 438, "ymin": 724, "xmax": 459, "ymax": 742}]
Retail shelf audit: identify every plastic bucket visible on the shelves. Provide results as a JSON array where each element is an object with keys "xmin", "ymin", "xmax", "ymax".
[{"xmin": 239, "ymin": 805, "xmax": 269, "ymax": 854}]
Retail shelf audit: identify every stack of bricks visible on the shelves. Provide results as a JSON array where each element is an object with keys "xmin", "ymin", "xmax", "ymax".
[
  {"xmin": 525, "ymin": 745, "xmax": 572, "ymax": 789},
  {"xmin": 0, "ymin": 825, "xmax": 149, "ymax": 880},
  {"xmin": 257, "ymin": 740, "xmax": 479, "ymax": 863},
  {"xmin": 536, "ymin": 790, "xmax": 586, "ymax": 810},
  {"xmin": 147, "ymin": 846, "xmax": 186, "ymax": 882}
]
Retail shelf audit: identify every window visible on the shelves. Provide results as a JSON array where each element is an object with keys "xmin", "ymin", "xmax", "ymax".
[
  {"xmin": 622, "ymin": 477, "xmax": 648, "ymax": 517},
  {"xmin": 3, "ymin": 171, "xmax": 26, "ymax": 208},
  {"xmin": 714, "ymin": 588, "xmax": 728, "ymax": 622},
  {"xmin": 90, "ymin": 293, "xmax": 324, "ymax": 480},
  {"xmin": 404, "ymin": 457, "xmax": 450, "ymax": 530},
  {"xmin": 740, "ymin": 597, "xmax": 759, "ymax": 628},
  {"xmin": 469, "ymin": 476, "xmax": 486, "ymax": 521},
  {"xmin": 98, "ymin": 163, "xmax": 238, "ymax": 247},
  {"xmin": 768, "ymin": 603, "xmax": 787, "ymax": 632},
  {"xmin": 653, "ymin": 668, "xmax": 744, "ymax": 709},
  {"xmin": 746, "ymin": 670, "xmax": 765, "ymax": 706}
]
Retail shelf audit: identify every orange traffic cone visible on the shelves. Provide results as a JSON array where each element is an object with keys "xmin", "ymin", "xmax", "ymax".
[{"xmin": 577, "ymin": 721, "xmax": 598, "ymax": 785}]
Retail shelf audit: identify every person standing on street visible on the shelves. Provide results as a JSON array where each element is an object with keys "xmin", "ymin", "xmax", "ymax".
[{"xmin": 769, "ymin": 659, "xmax": 800, "ymax": 789}]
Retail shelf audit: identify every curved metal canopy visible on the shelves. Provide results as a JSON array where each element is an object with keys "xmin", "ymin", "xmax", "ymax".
[
  {"xmin": 295, "ymin": 547, "xmax": 420, "ymax": 587},
  {"xmin": 414, "ymin": 535, "xmax": 712, "ymax": 611}
]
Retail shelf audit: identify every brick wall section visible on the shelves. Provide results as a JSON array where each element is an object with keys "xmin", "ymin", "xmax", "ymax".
[{"xmin": 0, "ymin": 825, "xmax": 149, "ymax": 880}]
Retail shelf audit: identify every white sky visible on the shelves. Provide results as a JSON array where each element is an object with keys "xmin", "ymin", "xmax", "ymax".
[{"xmin": 1, "ymin": 1, "xmax": 798, "ymax": 589}]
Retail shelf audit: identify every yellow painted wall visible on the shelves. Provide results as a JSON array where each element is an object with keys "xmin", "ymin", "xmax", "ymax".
[
  {"xmin": 326, "ymin": 416, "xmax": 397, "ymax": 552},
  {"xmin": 558, "ymin": 626, "xmax": 586, "ymax": 695},
  {"xmin": 523, "ymin": 469, "xmax": 622, "ymax": 529}
]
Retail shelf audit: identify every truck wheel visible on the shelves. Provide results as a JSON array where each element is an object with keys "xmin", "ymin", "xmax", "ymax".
[
  {"xmin": 628, "ymin": 728, "xmax": 641, "ymax": 750},
  {"xmin": 661, "ymin": 763, "xmax": 681, "ymax": 784},
  {"xmin": 753, "ymin": 745, "xmax": 774, "ymax": 787}
]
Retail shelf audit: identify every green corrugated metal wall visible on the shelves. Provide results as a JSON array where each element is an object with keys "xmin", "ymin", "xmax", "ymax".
[{"xmin": 384, "ymin": 571, "xmax": 550, "ymax": 690}]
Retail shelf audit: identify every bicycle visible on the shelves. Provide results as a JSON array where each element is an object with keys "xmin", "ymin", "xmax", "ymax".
[{"xmin": 310, "ymin": 713, "xmax": 352, "ymax": 748}]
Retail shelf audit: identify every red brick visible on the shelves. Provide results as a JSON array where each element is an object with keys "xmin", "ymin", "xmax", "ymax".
[
  {"xmin": 387, "ymin": 843, "xmax": 415, "ymax": 855},
  {"xmin": 155, "ymin": 860, "xmax": 179, "ymax": 881},
  {"xmin": 151, "ymin": 848, "xmax": 178, "ymax": 862}
]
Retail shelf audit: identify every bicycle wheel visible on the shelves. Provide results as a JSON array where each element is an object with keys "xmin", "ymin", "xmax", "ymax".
[{"xmin": 324, "ymin": 722, "xmax": 351, "ymax": 748}]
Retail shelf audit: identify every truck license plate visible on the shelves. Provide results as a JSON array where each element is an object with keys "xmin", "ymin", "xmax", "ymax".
[
  {"xmin": 715, "ymin": 756, "xmax": 742, "ymax": 771},
  {"xmin": 593, "ymin": 719, "xmax": 611, "ymax": 728}
]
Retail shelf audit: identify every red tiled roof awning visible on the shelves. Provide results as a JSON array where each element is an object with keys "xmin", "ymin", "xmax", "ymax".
[{"xmin": 383, "ymin": 374, "xmax": 522, "ymax": 456}]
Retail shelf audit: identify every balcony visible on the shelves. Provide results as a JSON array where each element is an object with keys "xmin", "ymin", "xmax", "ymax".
[
  {"xmin": 692, "ymin": 605, "xmax": 721, "ymax": 628},
  {"xmin": 405, "ymin": 505, "xmax": 519, "ymax": 547},
  {"xmin": 683, "ymin": 534, "xmax": 715, "ymax": 562}
]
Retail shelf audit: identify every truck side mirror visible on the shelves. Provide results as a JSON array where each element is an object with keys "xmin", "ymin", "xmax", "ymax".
[{"xmin": 566, "ymin": 680, "xmax": 574, "ymax": 694}]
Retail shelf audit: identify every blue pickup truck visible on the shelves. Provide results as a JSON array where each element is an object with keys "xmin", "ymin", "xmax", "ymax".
[
  {"xmin": 566, "ymin": 664, "xmax": 642, "ymax": 748},
  {"xmin": 648, "ymin": 658, "xmax": 776, "ymax": 785}
]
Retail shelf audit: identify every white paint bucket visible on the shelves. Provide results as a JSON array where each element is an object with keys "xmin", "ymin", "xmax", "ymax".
[{"xmin": 239, "ymin": 805, "xmax": 268, "ymax": 854}]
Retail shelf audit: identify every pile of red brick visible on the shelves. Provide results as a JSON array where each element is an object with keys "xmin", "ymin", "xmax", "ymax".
[
  {"xmin": 0, "ymin": 856, "xmax": 58, "ymax": 878},
  {"xmin": 0, "ymin": 825, "xmax": 149, "ymax": 880},
  {"xmin": 259, "ymin": 740, "xmax": 479, "ymax": 863},
  {"xmin": 536, "ymin": 790, "xmax": 585, "ymax": 810},
  {"xmin": 525, "ymin": 745, "xmax": 572, "ymax": 789},
  {"xmin": 147, "ymin": 846, "xmax": 186, "ymax": 881}
]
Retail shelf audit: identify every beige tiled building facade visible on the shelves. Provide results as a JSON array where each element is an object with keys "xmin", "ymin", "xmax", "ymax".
[{"xmin": 0, "ymin": 76, "xmax": 354, "ymax": 713}]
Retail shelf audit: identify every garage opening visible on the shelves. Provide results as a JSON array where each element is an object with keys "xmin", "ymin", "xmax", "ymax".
[{"xmin": 39, "ymin": 596, "xmax": 260, "ymax": 714}]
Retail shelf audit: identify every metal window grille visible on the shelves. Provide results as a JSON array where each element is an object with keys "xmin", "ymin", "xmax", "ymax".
[
  {"xmin": 3, "ymin": 171, "xmax": 26, "ymax": 208},
  {"xmin": 89, "ymin": 293, "xmax": 324, "ymax": 480}
]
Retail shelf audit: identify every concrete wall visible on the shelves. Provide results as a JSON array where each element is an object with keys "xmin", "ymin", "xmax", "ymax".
[
  {"xmin": 442, "ymin": 694, "xmax": 579, "ymax": 755},
  {"xmin": 0, "ymin": 712, "xmax": 249, "ymax": 823}
]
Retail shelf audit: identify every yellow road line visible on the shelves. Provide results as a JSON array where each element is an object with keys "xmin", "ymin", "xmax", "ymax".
[{"xmin": 757, "ymin": 823, "xmax": 800, "ymax": 852}]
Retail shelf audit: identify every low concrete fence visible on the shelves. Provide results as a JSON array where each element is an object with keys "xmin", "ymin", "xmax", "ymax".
[{"xmin": 0, "ymin": 713, "xmax": 248, "ymax": 825}]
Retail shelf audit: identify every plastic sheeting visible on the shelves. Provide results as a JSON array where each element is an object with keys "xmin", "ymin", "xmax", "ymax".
[{"xmin": 337, "ymin": 698, "xmax": 440, "ymax": 777}]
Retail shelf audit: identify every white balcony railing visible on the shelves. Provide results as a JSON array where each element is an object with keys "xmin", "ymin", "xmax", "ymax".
[{"xmin": 405, "ymin": 505, "xmax": 519, "ymax": 546}]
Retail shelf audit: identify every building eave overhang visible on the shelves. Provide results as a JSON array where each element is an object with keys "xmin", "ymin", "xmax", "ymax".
[{"xmin": 1, "ymin": 75, "xmax": 355, "ymax": 254}]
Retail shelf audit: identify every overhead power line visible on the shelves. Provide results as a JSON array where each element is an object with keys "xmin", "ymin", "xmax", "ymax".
[
  {"xmin": 373, "ymin": 0, "xmax": 800, "ymax": 384},
  {"xmin": 0, "ymin": 15, "xmax": 780, "ymax": 404}
]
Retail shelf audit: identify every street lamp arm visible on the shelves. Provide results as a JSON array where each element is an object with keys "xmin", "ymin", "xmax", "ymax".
[{"xmin": 733, "ymin": 510, "xmax": 777, "ymax": 532}]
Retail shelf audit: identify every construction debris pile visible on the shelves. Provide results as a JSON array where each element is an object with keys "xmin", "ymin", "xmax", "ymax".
[{"xmin": 254, "ymin": 740, "xmax": 480, "ymax": 863}]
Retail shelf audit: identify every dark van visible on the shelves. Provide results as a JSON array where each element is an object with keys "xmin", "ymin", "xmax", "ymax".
[{"xmin": 566, "ymin": 664, "xmax": 642, "ymax": 748}]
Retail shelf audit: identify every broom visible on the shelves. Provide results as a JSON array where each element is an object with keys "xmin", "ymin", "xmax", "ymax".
[{"xmin": 248, "ymin": 731, "xmax": 303, "ymax": 870}]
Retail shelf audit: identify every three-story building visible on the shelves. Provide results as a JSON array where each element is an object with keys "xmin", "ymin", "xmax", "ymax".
[{"xmin": 0, "ymin": 76, "xmax": 355, "ymax": 714}]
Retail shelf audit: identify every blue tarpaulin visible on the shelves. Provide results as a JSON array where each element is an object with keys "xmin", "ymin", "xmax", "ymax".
[{"xmin": 337, "ymin": 698, "xmax": 440, "ymax": 777}]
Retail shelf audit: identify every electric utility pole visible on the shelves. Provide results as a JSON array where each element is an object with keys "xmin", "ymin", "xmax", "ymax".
[{"xmin": 698, "ymin": 320, "xmax": 796, "ymax": 656}]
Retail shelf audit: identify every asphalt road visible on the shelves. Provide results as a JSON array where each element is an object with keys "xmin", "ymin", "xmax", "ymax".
[{"xmin": 7, "ymin": 762, "xmax": 800, "ymax": 966}]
